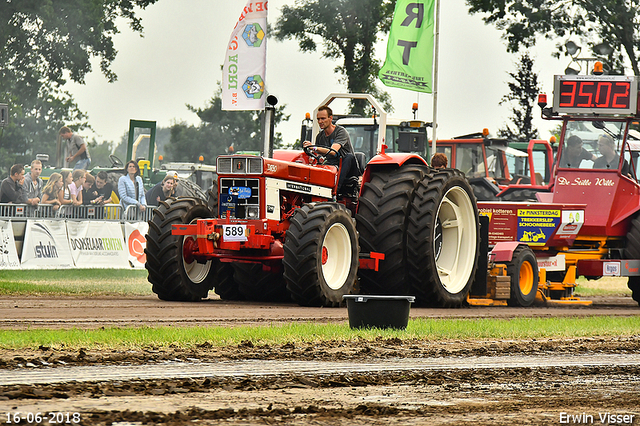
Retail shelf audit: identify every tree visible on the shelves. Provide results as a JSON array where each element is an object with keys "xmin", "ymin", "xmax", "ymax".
[
  {"xmin": 0, "ymin": 0, "xmax": 159, "ymax": 174},
  {"xmin": 498, "ymin": 53, "xmax": 540, "ymax": 141},
  {"xmin": 274, "ymin": 0, "xmax": 396, "ymax": 115},
  {"xmin": 466, "ymin": 0, "xmax": 637, "ymax": 75},
  {"xmin": 167, "ymin": 89, "xmax": 290, "ymax": 163}
]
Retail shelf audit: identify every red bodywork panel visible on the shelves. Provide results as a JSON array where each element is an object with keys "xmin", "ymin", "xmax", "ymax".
[
  {"xmin": 551, "ymin": 169, "xmax": 639, "ymax": 236},
  {"xmin": 263, "ymin": 156, "xmax": 337, "ymax": 189}
]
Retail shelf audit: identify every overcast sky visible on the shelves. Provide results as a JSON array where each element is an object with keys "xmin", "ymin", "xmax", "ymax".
[{"xmin": 68, "ymin": 0, "xmax": 567, "ymax": 151}]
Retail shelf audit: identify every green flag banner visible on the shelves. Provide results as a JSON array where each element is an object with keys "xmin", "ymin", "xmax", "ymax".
[{"xmin": 379, "ymin": 0, "xmax": 435, "ymax": 93}]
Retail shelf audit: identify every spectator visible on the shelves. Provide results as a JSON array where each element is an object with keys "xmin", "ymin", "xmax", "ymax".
[
  {"xmin": 80, "ymin": 173, "xmax": 101, "ymax": 205},
  {"xmin": 145, "ymin": 174, "xmax": 176, "ymax": 206},
  {"xmin": 22, "ymin": 159, "xmax": 43, "ymax": 206},
  {"xmin": 431, "ymin": 153, "xmax": 448, "ymax": 169},
  {"xmin": 59, "ymin": 126, "xmax": 91, "ymax": 170},
  {"xmin": 59, "ymin": 170, "xmax": 76, "ymax": 206},
  {"xmin": 93, "ymin": 171, "xmax": 116, "ymax": 204},
  {"xmin": 118, "ymin": 160, "xmax": 147, "ymax": 212},
  {"xmin": 69, "ymin": 169, "xmax": 85, "ymax": 205},
  {"xmin": 41, "ymin": 172, "xmax": 63, "ymax": 211},
  {"xmin": 0, "ymin": 164, "xmax": 27, "ymax": 204}
]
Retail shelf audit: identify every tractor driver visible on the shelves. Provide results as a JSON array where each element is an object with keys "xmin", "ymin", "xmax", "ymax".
[
  {"xmin": 559, "ymin": 135, "xmax": 596, "ymax": 168},
  {"xmin": 303, "ymin": 105, "xmax": 361, "ymax": 194}
]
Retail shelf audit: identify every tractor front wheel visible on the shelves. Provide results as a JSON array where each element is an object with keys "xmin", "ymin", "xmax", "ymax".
[
  {"xmin": 145, "ymin": 197, "xmax": 216, "ymax": 301},
  {"xmin": 283, "ymin": 203, "xmax": 359, "ymax": 307}
]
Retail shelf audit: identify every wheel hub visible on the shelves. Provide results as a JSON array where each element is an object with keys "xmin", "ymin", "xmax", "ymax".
[
  {"xmin": 182, "ymin": 237, "xmax": 197, "ymax": 265},
  {"xmin": 322, "ymin": 246, "xmax": 329, "ymax": 265}
]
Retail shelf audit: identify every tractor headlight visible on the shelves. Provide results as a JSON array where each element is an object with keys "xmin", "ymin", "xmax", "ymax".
[{"xmin": 247, "ymin": 206, "xmax": 259, "ymax": 219}]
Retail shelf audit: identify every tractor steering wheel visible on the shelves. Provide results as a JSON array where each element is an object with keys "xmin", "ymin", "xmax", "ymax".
[
  {"xmin": 304, "ymin": 144, "xmax": 341, "ymax": 165},
  {"xmin": 109, "ymin": 154, "xmax": 124, "ymax": 168}
]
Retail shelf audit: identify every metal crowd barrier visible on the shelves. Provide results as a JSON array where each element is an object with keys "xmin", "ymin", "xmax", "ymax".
[
  {"xmin": 57, "ymin": 204, "xmax": 123, "ymax": 221},
  {"xmin": 0, "ymin": 203, "xmax": 154, "ymax": 222},
  {"xmin": 0, "ymin": 203, "xmax": 57, "ymax": 218},
  {"xmin": 123, "ymin": 204, "xmax": 157, "ymax": 222}
]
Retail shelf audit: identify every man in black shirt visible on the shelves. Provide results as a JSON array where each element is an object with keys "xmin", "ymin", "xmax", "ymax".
[
  {"xmin": 0, "ymin": 164, "xmax": 27, "ymax": 204},
  {"xmin": 559, "ymin": 135, "xmax": 596, "ymax": 168},
  {"xmin": 92, "ymin": 171, "xmax": 116, "ymax": 204},
  {"xmin": 302, "ymin": 105, "xmax": 360, "ymax": 193}
]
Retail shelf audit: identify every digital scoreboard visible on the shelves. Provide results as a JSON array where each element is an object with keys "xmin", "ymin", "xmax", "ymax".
[{"xmin": 553, "ymin": 75, "xmax": 638, "ymax": 115}]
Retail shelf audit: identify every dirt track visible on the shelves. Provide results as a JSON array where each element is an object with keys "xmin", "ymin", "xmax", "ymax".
[{"xmin": 1, "ymin": 294, "xmax": 639, "ymax": 425}]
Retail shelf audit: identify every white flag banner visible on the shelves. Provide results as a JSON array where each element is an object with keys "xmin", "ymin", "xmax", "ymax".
[
  {"xmin": 0, "ymin": 220, "xmax": 21, "ymax": 269},
  {"xmin": 124, "ymin": 221, "xmax": 149, "ymax": 269},
  {"xmin": 66, "ymin": 221, "xmax": 129, "ymax": 268},
  {"xmin": 222, "ymin": 1, "xmax": 268, "ymax": 110},
  {"xmin": 21, "ymin": 220, "xmax": 74, "ymax": 269}
]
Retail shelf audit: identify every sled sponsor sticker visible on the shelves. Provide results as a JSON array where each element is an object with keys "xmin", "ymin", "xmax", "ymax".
[
  {"xmin": 556, "ymin": 210, "xmax": 585, "ymax": 236},
  {"xmin": 517, "ymin": 209, "xmax": 561, "ymax": 246}
]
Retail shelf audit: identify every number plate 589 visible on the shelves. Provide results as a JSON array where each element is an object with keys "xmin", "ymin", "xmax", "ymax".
[{"xmin": 222, "ymin": 225, "xmax": 248, "ymax": 242}]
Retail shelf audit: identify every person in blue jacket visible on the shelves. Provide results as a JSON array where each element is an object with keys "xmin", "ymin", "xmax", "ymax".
[{"xmin": 118, "ymin": 160, "xmax": 147, "ymax": 213}]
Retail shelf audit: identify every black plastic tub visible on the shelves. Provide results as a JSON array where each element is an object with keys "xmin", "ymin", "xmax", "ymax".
[{"xmin": 343, "ymin": 295, "xmax": 415, "ymax": 330}]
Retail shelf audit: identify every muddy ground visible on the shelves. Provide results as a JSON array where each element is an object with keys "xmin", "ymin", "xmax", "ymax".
[{"xmin": 1, "ymin": 294, "xmax": 639, "ymax": 425}]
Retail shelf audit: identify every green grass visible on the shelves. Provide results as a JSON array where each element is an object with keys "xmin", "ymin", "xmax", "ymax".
[
  {"xmin": 1, "ymin": 317, "xmax": 639, "ymax": 350},
  {"xmin": 574, "ymin": 276, "xmax": 631, "ymax": 297},
  {"xmin": 0, "ymin": 269, "xmax": 151, "ymax": 296}
]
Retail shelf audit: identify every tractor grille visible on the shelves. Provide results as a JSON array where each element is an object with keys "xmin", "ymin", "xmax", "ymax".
[
  {"xmin": 217, "ymin": 156, "xmax": 263, "ymax": 174},
  {"xmin": 219, "ymin": 178, "xmax": 260, "ymax": 219}
]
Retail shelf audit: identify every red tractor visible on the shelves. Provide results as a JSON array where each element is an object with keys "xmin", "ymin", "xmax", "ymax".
[{"xmin": 145, "ymin": 94, "xmax": 481, "ymax": 307}]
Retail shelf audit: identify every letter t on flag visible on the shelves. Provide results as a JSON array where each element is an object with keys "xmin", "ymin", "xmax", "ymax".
[
  {"xmin": 379, "ymin": 0, "xmax": 435, "ymax": 93},
  {"xmin": 222, "ymin": 1, "xmax": 268, "ymax": 110}
]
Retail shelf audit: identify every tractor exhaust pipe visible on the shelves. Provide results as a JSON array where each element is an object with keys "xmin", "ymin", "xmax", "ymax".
[{"xmin": 262, "ymin": 94, "xmax": 278, "ymax": 159}]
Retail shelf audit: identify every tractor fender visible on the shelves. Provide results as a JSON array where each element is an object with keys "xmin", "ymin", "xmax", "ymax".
[
  {"xmin": 490, "ymin": 241, "xmax": 522, "ymax": 262},
  {"xmin": 362, "ymin": 152, "xmax": 428, "ymax": 183}
]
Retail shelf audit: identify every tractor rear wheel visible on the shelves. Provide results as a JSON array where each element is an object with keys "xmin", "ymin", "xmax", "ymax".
[
  {"xmin": 505, "ymin": 245, "xmax": 539, "ymax": 307},
  {"xmin": 213, "ymin": 262, "xmax": 243, "ymax": 301},
  {"xmin": 625, "ymin": 215, "xmax": 640, "ymax": 306},
  {"xmin": 233, "ymin": 262, "xmax": 290, "ymax": 302},
  {"xmin": 355, "ymin": 165, "xmax": 428, "ymax": 295},
  {"xmin": 145, "ymin": 197, "xmax": 215, "ymax": 301},
  {"xmin": 407, "ymin": 169, "xmax": 480, "ymax": 307},
  {"xmin": 283, "ymin": 203, "xmax": 359, "ymax": 307}
]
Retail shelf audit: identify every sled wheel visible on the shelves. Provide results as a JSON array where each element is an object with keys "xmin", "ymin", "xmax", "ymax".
[
  {"xmin": 505, "ymin": 245, "xmax": 539, "ymax": 307},
  {"xmin": 283, "ymin": 203, "xmax": 359, "ymax": 307}
]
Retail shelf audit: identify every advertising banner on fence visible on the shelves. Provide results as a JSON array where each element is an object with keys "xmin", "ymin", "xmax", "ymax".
[
  {"xmin": 124, "ymin": 221, "xmax": 148, "ymax": 269},
  {"xmin": 66, "ymin": 221, "xmax": 129, "ymax": 268},
  {"xmin": 0, "ymin": 220, "xmax": 20, "ymax": 269},
  {"xmin": 21, "ymin": 220, "xmax": 74, "ymax": 269}
]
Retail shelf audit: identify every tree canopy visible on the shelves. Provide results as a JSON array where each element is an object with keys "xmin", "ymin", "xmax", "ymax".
[
  {"xmin": 274, "ymin": 0, "xmax": 396, "ymax": 115},
  {"xmin": 167, "ymin": 90, "xmax": 290, "ymax": 163},
  {"xmin": 498, "ymin": 53, "xmax": 540, "ymax": 141},
  {"xmin": 466, "ymin": 0, "xmax": 640, "ymax": 75},
  {"xmin": 0, "ymin": 0, "xmax": 159, "ymax": 174}
]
